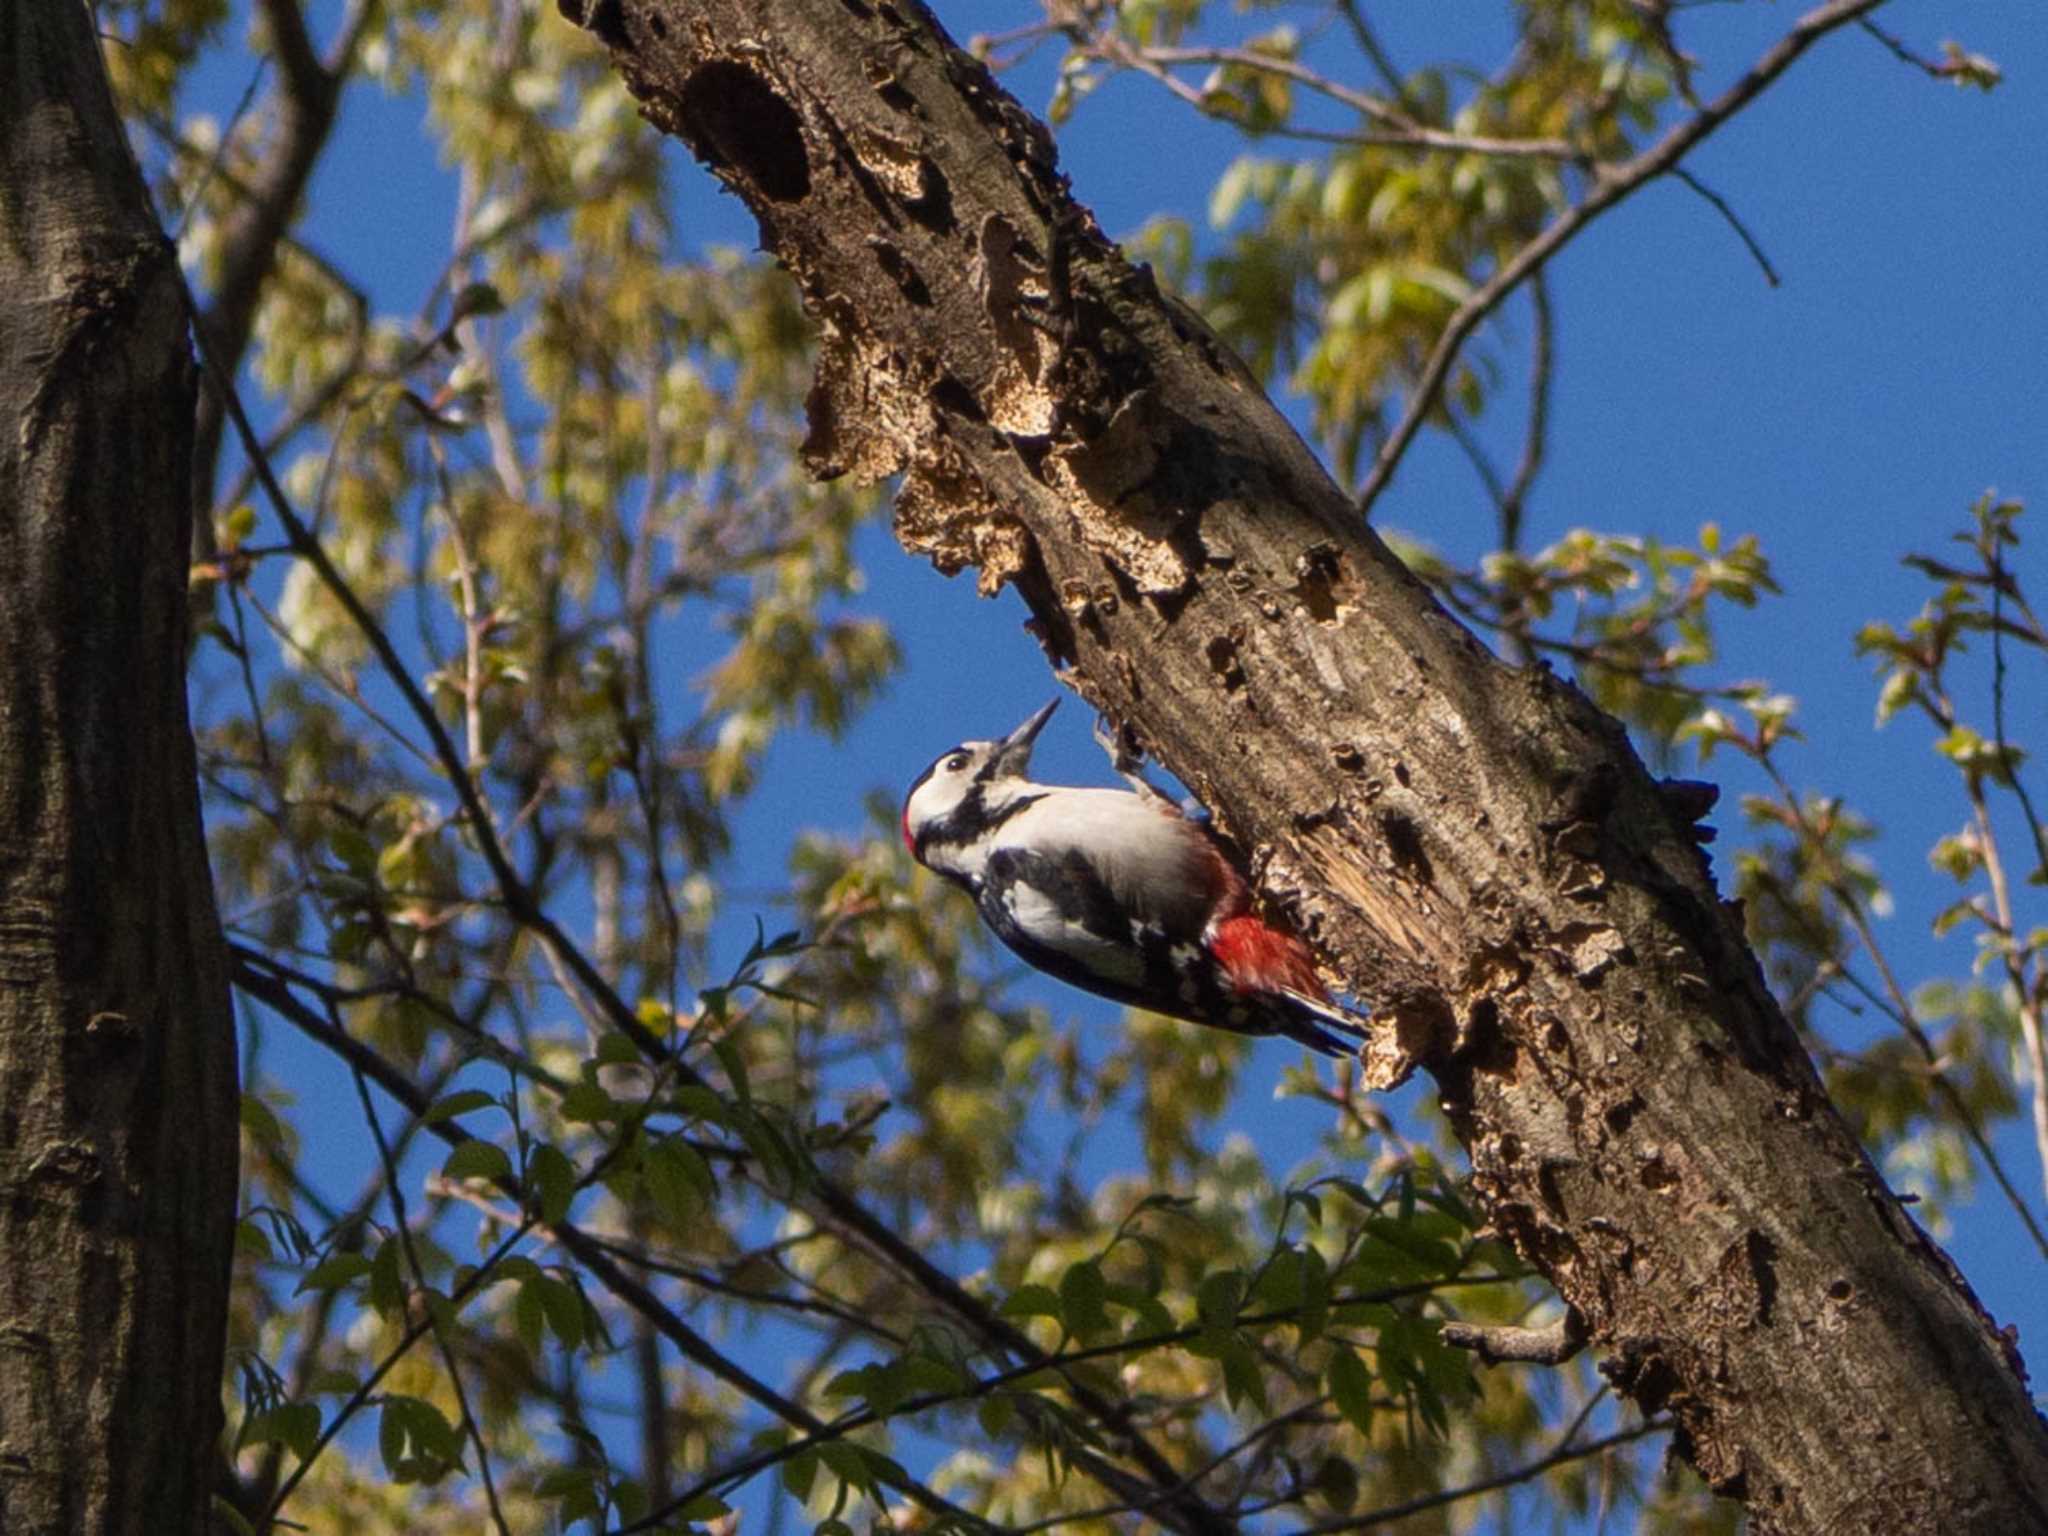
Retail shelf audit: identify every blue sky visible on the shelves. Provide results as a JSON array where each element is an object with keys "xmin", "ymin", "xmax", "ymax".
[{"xmin": 185, "ymin": 0, "xmax": 2048, "ymax": 1511}]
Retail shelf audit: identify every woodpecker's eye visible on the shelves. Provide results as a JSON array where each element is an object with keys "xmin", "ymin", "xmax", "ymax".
[{"xmin": 944, "ymin": 753, "xmax": 969, "ymax": 773}]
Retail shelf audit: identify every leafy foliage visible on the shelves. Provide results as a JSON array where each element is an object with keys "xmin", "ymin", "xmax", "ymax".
[{"xmin": 94, "ymin": 0, "xmax": 2024, "ymax": 1532}]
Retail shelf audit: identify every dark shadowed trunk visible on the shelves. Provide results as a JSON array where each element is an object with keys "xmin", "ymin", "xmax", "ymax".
[
  {"xmin": 555, "ymin": 0, "xmax": 2048, "ymax": 1529},
  {"xmin": 0, "ymin": 6, "xmax": 239, "ymax": 1533}
]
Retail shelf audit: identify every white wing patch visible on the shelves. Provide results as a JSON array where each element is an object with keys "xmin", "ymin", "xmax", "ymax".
[{"xmin": 1000, "ymin": 880, "xmax": 1147, "ymax": 987}]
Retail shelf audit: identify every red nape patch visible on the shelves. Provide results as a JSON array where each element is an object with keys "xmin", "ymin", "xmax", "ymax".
[
  {"xmin": 1209, "ymin": 915, "xmax": 1325, "ymax": 999},
  {"xmin": 901, "ymin": 804, "xmax": 916, "ymax": 857}
]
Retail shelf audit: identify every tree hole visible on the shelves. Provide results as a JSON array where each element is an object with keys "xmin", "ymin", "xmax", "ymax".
[{"xmin": 679, "ymin": 63, "xmax": 810, "ymax": 203}]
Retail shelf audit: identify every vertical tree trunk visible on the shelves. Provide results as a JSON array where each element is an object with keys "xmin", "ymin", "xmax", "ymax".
[
  {"xmin": 558, "ymin": 0, "xmax": 2048, "ymax": 1528},
  {"xmin": 0, "ymin": 6, "xmax": 239, "ymax": 1533}
]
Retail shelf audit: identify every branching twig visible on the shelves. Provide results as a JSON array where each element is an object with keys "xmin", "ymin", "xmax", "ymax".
[
  {"xmin": 1500, "ymin": 272, "xmax": 1553, "ymax": 554},
  {"xmin": 1294, "ymin": 1415, "xmax": 1664, "ymax": 1534},
  {"xmin": 1095, "ymin": 36, "xmax": 1580, "ymax": 160},
  {"xmin": 1355, "ymin": 0, "xmax": 1886, "ymax": 519},
  {"xmin": 348, "ymin": 1061, "xmax": 516, "ymax": 1536}
]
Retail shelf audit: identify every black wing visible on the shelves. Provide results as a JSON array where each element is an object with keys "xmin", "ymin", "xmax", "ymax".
[{"xmin": 974, "ymin": 846, "xmax": 1364, "ymax": 1055}]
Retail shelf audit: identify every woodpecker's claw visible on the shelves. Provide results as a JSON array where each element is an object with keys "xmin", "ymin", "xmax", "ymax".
[
  {"xmin": 1091, "ymin": 713, "xmax": 1142, "ymax": 774},
  {"xmin": 1093, "ymin": 715, "xmax": 1178, "ymax": 808}
]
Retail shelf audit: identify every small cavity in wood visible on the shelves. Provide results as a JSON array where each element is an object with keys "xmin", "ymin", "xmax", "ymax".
[
  {"xmin": 678, "ymin": 62, "xmax": 810, "ymax": 203},
  {"xmin": 1380, "ymin": 809, "xmax": 1434, "ymax": 886},
  {"xmin": 1205, "ymin": 632, "xmax": 1245, "ymax": 691},
  {"xmin": 1289, "ymin": 542, "xmax": 1355, "ymax": 625},
  {"xmin": 869, "ymin": 240, "xmax": 931, "ymax": 306}
]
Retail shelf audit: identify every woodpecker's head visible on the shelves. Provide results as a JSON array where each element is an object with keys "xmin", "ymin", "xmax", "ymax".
[{"xmin": 902, "ymin": 698, "xmax": 1058, "ymax": 867}]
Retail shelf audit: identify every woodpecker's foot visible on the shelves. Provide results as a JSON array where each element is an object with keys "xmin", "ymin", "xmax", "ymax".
[
  {"xmin": 1093, "ymin": 715, "xmax": 1179, "ymax": 808},
  {"xmin": 1091, "ymin": 712, "xmax": 1143, "ymax": 775}
]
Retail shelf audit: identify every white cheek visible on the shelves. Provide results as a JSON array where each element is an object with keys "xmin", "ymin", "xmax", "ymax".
[{"xmin": 907, "ymin": 773, "xmax": 963, "ymax": 831}]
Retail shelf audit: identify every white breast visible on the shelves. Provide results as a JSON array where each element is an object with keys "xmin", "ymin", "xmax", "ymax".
[{"xmin": 991, "ymin": 789, "xmax": 1221, "ymax": 938}]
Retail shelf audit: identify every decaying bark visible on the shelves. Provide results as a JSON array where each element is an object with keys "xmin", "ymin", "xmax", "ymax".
[
  {"xmin": 0, "ymin": 7, "xmax": 240, "ymax": 1533},
  {"xmin": 554, "ymin": 0, "xmax": 2048, "ymax": 1529}
]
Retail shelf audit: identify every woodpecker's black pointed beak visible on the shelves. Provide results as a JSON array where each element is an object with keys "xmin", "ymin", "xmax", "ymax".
[{"xmin": 991, "ymin": 697, "xmax": 1059, "ymax": 776}]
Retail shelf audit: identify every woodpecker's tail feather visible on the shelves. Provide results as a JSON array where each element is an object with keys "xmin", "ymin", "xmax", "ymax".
[{"xmin": 1270, "ymin": 989, "xmax": 1373, "ymax": 1059}]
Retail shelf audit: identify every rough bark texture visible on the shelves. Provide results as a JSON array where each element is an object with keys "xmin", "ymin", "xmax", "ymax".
[
  {"xmin": 0, "ymin": 6, "xmax": 240, "ymax": 1533},
  {"xmin": 556, "ymin": 1, "xmax": 2048, "ymax": 1529}
]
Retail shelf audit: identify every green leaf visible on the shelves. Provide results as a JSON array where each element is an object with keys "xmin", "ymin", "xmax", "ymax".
[
  {"xmin": 1248, "ymin": 1250, "xmax": 1302, "ymax": 1315},
  {"xmin": 998, "ymin": 1284, "xmax": 1064, "ymax": 1322},
  {"xmin": 441, "ymin": 1138, "xmax": 511, "ymax": 1185},
  {"xmin": 513, "ymin": 1276, "xmax": 545, "ymax": 1358},
  {"xmin": 366, "ymin": 1233, "xmax": 405, "ymax": 1316},
  {"xmin": 559, "ymin": 1080, "xmax": 618, "ymax": 1125},
  {"xmin": 1327, "ymin": 1345, "xmax": 1375, "ymax": 1434},
  {"xmin": 530, "ymin": 1273, "xmax": 585, "ymax": 1349},
  {"xmin": 536, "ymin": 1465, "xmax": 599, "ymax": 1499},
  {"xmin": 1932, "ymin": 896, "xmax": 1981, "ymax": 937},
  {"xmin": 613, "ymin": 1477, "xmax": 650, "ymax": 1524},
  {"xmin": 527, "ymin": 1141, "xmax": 576, "ymax": 1225},
  {"xmin": 449, "ymin": 280, "xmax": 505, "ymax": 321},
  {"xmin": 240, "ymin": 1400, "xmax": 322, "ymax": 1461},
  {"xmin": 1314, "ymin": 1454, "xmax": 1358, "ymax": 1513},
  {"xmin": 379, "ymin": 1394, "xmax": 464, "ymax": 1484},
  {"xmin": 239, "ymin": 1093, "xmax": 287, "ymax": 1147},
  {"xmin": 901, "ymin": 1352, "xmax": 968, "ymax": 1396},
  {"xmin": 1216, "ymin": 1335, "xmax": 1268, "ymax": 1413},
  {"xmin": 327, "ymin": 821, "xmax": 376, "ymax": 877},
  {"xmin": 422, "ymin": 1088, "xmax": 497, "ymax": 1125},
  {"xmin": 1297, "ymin": 1244, "xmax": 1331, "ymax": 1343},
  {"xmin": 670, "ymin": 1087, "xmax": 732, "ymax": 1130},
  {"xmin": 816, "ymin": 1439, "xmax": 873, "ymax": 1495},
  {"xmin": 378, "ymin": 1397, "xmax": 408, "ymax": 1475},
  {"xmin": 782, "ymin": 1449, "xmax": 820, "ymax": 1501},
  {"xmin": 1059, "ymin": 1259, "xmax": 1109, "ymax": 1335},
  {"xmin": 713, "ymin": 1035, "xmax": 752, "ymax": 1104},
  {"xmin": 735, "ymin": 1111, "xmax": 798, "ymax": 1193},
  {"xmin": 594, "ymin": 1030, "xmax": 643, "ymax": 1066},
  {"xmin": 644, "ymin": 1135, "xmax": 715, "ymax": 1226},
  {"xmin": 1197, "ymin": 1269, "xmax": 1246, "ymax": 1332},
  {"xmin": 296, "ymin": 1251, "xmax": 372, "ymax": 1294},
  {"xmin": 978, "ymin": 1392, "xmax": 1016, "ymax": 1438}
]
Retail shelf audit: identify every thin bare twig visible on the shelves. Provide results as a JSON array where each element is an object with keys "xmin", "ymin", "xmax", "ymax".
[
  {"xmin": 348, "ymin": 1061, "xmax": 516, "ymax": 1536},
  {"xmin": 1751, "ymin": 768, "xmax": 2048, "ymax": 1259},
  {"xmin": 1293, "ymin": 1415, "xmax": 1665, "ymax": 1534},
  {"xmin": 1956, "ymin": 744, "xmax": 2048, "ymax": 1201},
  {"xmin": 1355, "ymin": 0, "xmax": 1886, "ymax": 519},
  {"xmin": 1103, "ymin": 38, "xmax": 1580, "ymax": 160},
  {"xmin": 1500, "ymin": 272, "xmax": 1553, "ymax": 554},
  {"xmin": 1333, "ymin": 0, "xmax": 1411, "ymax": 109},
  {"xmin": 1671, "ymin": 166, "xmax": 1781, "ymax": 287},
  {"xmin": 620, "ymin": 1268, "xmax": 1526, "ymax": 1536},
  {"xmin": 260, "ymin": 1218, "xmax": 537, "ymax": 1525}
]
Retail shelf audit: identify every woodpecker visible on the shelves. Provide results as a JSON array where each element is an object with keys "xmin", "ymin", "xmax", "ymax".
[{"xmin": 902, "ymin": 699, "xmax": 1370, "ymax": 1057}]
